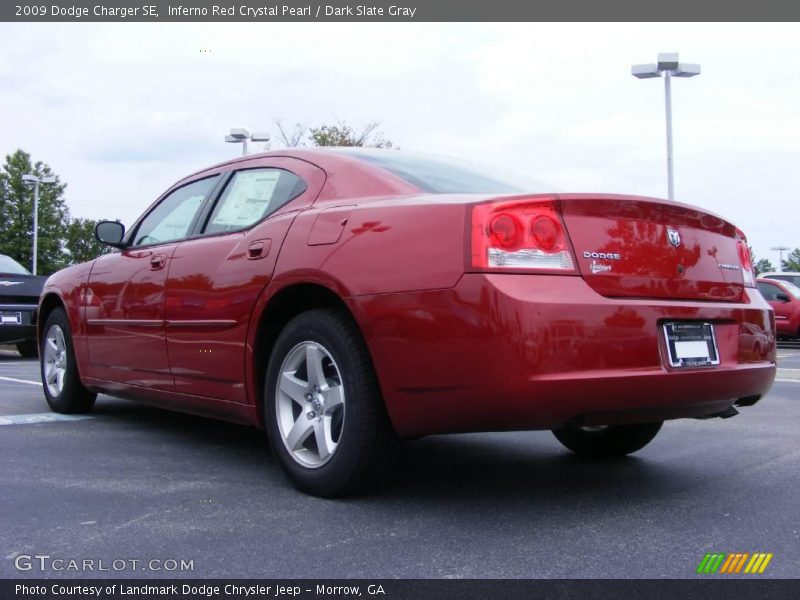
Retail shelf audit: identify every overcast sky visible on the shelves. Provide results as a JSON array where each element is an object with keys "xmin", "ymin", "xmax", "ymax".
[{"xmin": 1, "ymin": 22, "xmax": 798, "ymax": 264}]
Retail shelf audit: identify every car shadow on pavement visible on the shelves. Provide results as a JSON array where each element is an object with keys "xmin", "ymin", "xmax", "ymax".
[
  {"xmin": 385, "ymin": 433, "xmax": 682, "ymax": 503},
  {"xmin": 87, "ymin": 397, "xmax": 694, "ymax": 507},
  {"xmin": 0, "ymin": 347, "xmax": 30, "ymax": 362}
]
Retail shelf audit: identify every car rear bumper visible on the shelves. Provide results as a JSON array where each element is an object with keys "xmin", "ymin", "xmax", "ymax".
[
  {"xmin": 351, "ymin": 274, "xmax": 777, "ymax": 437},
  {"xmin": 0, "ymin": 305, "xmax": 37, "ymax": 344}
]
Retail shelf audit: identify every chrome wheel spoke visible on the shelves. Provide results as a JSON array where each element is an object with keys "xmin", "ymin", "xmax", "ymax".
[
  {"xmin": 314, "ymin": 417, "xmax": 337, "ymax": 460},
  {"xmin": 323, "ymin": 384, "xmax": 344, "ymax": 413},
  {"xmin": 280, "ymin": 372, "xmax": 308, "ymax": 405},
  {"xmin": 305, "ymin": 345, "xmax": 328, "ymax": 389},
  {"xmin": 55, "ymin": 329, "xmax": 65, "ymax": 353},
  {"xmin": 285, "ymin": 417, "xmax": 314, "ymax": 451}
]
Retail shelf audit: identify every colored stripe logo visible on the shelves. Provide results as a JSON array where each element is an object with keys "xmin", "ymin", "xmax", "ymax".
[{"xmin": 697, "ymin": 553, "xmax": 773, "ymax": 574}]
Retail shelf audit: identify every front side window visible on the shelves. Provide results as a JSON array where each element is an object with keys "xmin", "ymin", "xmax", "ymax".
[
  {"xmin": 203, "ymin": 168, "xmax": 306, "ymax": 235},
  {"xmin": 757, "ymin": 282, "xmax": 783, "ymax": 301},
  {"xmin": 132, "ymin": 176, "xmax": 219, "ymax": 246}
]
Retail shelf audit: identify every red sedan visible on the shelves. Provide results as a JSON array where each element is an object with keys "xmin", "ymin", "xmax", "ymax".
[
  {"xmin": 38, "ymin": 149, "xmax": 776, "ymax": 496},
  {"xmin": 757, "ymin": 278, "xmax": 800, "ymax": 339}
]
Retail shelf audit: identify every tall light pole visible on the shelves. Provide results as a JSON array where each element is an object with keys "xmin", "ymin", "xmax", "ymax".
[
  {"xmin": 771, "ymin": 246, "xmax": 790, "ymax": 271},
  {"xmin": 224, "ymin": 128, "xmax": 271, "ymax": 156},
  {"xmin": 21, "ymin": 174, "xmax": 56, "ymax": 275},
  {"xmin": 632, "ymin": 53, "xmax": 701, "ymax": 201}
]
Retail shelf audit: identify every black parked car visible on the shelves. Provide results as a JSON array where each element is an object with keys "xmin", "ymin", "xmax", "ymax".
[{"xmin": 0, "ymin": 254, "xmax": 46, "ymax": 357}]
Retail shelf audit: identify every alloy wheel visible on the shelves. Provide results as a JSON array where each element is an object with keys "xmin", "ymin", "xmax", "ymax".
[
  {"xmin": 275, "ymin": 341, "xmax": 346, "ymax": 468},
  {"xmin": 43, "ymin": 324, "xmax": 67, "ymax": 397}
]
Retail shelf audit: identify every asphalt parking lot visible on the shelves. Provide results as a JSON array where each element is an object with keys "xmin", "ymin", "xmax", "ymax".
[{"xmin": 0, "ymin": 345, "xmax": 798, "ymax": 579}]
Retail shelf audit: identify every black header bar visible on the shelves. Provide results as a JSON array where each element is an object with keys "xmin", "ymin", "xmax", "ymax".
[
  {"xmin": 2, "ymin": 0, "xmax": 800, "ymax": 22},
  {"xmin": 3, "ymin": 579, "xmax": 800, "ymax": 600}
]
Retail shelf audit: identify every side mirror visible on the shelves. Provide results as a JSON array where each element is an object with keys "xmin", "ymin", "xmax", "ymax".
[
  {"xmin": 775, "ymin": 293, "xmax": 790, "ymax": 303},
  {"xmin": 95, "ymin": 221, "xmax": 126, "ymax": 247}
]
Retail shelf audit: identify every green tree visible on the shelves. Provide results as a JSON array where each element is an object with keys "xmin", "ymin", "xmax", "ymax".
[
  {"xmin": 753, "ymin": 258, "xmax": 774, "ymax": 276},
  {"xmin": 65, "ymin": 218, "xmax": 107, "ymax": 264},
  {"xmin": 308, "ymin": 120, "xmax": 392, "ymax": 147},
  {"xmin": 0, "ymin": 150, "xmax": 70, "ymax": 274},
  {"xmin": 784, "ymin": 248, "xmax": 800, "ymax": 272},
  {"xmin": 274, "ymin": 119, "xmax": 393, "ymax": 148}
]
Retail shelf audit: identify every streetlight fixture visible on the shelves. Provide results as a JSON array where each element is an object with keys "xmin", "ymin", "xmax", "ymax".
[
  {"xmin": 21, "ymin": 173, "xmax": 57, "ymax": 275},
  {"xmin": 771, "ymin": 246, "xmax": 790, "ymax": 270},
  {"xmin": 224, "ymin": 128, "xmax": 271, "ymax": 157},
  {"xmin": 632, "ymin": 53, "xmax": 701, "ymax": 201}
]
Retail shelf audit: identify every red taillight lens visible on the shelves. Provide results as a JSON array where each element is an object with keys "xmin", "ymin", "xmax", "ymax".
[
  {"xmin": 531, "ymin": 215, "xmax": 563, "ymax": 252},
  {"xmin": 471, "ymin": 198, "xmax": 576, "ymax": 272},
  {"xmin": 737, "ymin": 242, "xmax": 752, "ymax": 270},
  {"xmin": 737, "ymin": 239, "xmax": 756, "ymax": 287},
  {"xmin": 488, "ymin": 214, "xmax": 522, "ymax": 250}
]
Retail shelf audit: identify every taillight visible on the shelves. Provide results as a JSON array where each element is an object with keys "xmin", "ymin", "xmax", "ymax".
[
  {"xmin": 471, "ymin": 198, "xmax": 576, "ymax": 272},
  {"xmin": 736, "ymin": 238, "xmax": 755, "ymax": 288}
]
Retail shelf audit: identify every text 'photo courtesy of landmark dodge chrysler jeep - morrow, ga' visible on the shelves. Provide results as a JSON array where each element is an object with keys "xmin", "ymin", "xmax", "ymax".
[{"xmin": 38, "ymin": 148, "xmax": 776, "ymax": 496}]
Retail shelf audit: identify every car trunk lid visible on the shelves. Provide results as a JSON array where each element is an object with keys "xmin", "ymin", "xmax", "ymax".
[{"xmin": 558, "ymin": 194, "xmax": 746, "ymax": 302}]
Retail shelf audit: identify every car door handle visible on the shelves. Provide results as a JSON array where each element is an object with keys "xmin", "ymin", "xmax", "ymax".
[
  {"xmin": 149, "ymin": 254, "xmax": 167, "ymax": 270},
  {"xmin": 247, "ymin": 239, "xmax": 271, "ymax": 260}
]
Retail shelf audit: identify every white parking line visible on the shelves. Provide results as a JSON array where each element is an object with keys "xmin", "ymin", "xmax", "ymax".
[
  {"xmin": 0, "ymin": 376, "xmax": 41, "ymax": 386},
  {"xmin": 775, "ymin": 379, "xmax": 800, "ymax": 384},
  {"xmin": 0, "ymin": 413, "xmax": 92, "ymax": 425}
]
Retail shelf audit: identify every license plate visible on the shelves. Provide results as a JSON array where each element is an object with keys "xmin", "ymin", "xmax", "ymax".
[
  {"xmin": 0, "ymin": 312, "xmax": 22, "ymax": 325},
  {"xmin": 663, "ymin": 321, "xmax": 720, "ymax": 367}
]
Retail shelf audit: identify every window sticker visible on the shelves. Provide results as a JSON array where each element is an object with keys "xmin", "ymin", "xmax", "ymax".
[{"xmin": 211, "ymin": 170, "xmax": 281, "ymax": 229}]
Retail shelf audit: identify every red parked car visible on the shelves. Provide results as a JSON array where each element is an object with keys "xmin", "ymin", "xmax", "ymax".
[
  {"xmin": 757, "ymin": 278, "xmax": 800, "ymax": 339},
  {"xmin": 38, "ymin": 149, "xmax": 776, "ymax": 496}
]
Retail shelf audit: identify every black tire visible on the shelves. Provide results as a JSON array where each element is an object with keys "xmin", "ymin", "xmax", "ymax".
[
  {"xmin": 264, "ymin": 309, "xmax": 395, "ymax": 497},
  {"xmin": 16, "ymin": 339, "xmax": 38, "ymax": 358},
  {"xmin": 40, "ymin": 308, "xmax": 96, "ymax": 414},
  {"xmin": 552, "ymin": 422, "xmax": 663, "ymax": 458}
]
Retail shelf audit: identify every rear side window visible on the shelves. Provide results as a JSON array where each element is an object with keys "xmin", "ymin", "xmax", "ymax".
[{"xmin": 204, "ymin": 168, "xmax": 306, "ymax": 234}]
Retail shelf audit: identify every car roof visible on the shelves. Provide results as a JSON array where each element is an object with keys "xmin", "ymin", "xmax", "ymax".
[{"xmin": 178, "ymin": 147, "xmax": 410, "ymax": 182}]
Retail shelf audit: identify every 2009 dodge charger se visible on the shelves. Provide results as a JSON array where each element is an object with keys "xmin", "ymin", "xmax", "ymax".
[{"xmin": 38, "ymin": 148, "xmax": 776, "ymax": 496}]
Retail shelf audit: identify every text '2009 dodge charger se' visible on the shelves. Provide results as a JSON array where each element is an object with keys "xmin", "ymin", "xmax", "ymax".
[{"xmin": 38, "ymin": 148, "xmax": 776, "ymax": 496}]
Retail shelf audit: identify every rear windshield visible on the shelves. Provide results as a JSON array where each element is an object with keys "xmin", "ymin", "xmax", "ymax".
[
  {"xmin": 0, "ymin": 255, "xmax": 30, "ymax": 275},
  {"xmin": 338, "ymin": 149, "xmax": 555, "ymax": 194}
]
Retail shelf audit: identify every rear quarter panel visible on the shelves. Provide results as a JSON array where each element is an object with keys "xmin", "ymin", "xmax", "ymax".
[{"xmin": 271, "ymin": 194, "xmax": 473, "ymax": 297}]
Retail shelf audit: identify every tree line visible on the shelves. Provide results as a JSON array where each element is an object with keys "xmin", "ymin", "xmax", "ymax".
[
  {"xmin": 753, "ymin": 250, "xmax": 800, "ymax": 276},
  {"xmin": 0, "ymin": 149, "xmax": 108, "ymax": 275}
]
